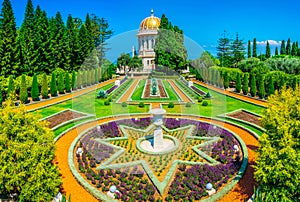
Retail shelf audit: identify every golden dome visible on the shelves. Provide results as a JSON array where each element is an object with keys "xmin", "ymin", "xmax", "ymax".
[{"xmin": 139, "ymin": 10, "xmax": 160, "ymax": 30}]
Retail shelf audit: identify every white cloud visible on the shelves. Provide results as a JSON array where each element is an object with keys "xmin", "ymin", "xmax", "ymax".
[{"xmin": 254, "ymin": 40, "xmax": 281, "ymax": 46}]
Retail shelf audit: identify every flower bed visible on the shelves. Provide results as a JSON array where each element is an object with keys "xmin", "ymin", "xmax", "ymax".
[{"xmin": 72, "ymin": 117, "xmax": 245, "ymax": 201}]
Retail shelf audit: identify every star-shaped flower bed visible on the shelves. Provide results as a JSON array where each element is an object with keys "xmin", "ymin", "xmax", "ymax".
[{"xmin": 74, "ymin": 117, "xmax": 244, "ymax": 201}]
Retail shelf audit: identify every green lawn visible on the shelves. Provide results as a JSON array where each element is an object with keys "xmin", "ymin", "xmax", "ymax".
[{"xmin": 130, "ymin": 79, "xmax": 179, "ymax": 102}]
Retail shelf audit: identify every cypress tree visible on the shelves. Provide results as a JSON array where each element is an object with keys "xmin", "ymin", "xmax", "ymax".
[
  {"xmin": 258, "ymin": 76, "xmax": 265, "ymax": 99},
  {"xmin": 41, "ymin": 73, "xmax": 48, "ymax": 99},
  {"xmin": 242, "ymin": 73, "xmax": 249, "ymax": 95},
  {"xmin": 0, "ymin": 0, "xmax": 19, "ymax": 77},
  {"xmin": 50, "ymin": 72, "xmax": 57, "ymax": 97},
  {"xmin": 20, "ymin": 75, "xmax": 28, "ymax": 104},
  {"xmin": 250, "ymin": 72, "xmax": 257, "ymax": 97},
  {"xmin": 252, "ymin": 38, "xmax": 257, "ymax": 57},
  {"xmin": 65, "ymin": 72, "xmax": 71, "ymax": 93},
  {"xmin": 224, "ymin": 71, "xmax": 229, "ymax": 89},
  {"xmin": 286, "ymin": 38, "xmax": 291, "ymax": 55},
  {"xmin": 67, "ymin": 14, "xmax": 81, "ymax": 71},
  {"xmin": 7, "ymin": 75, "xmax": 14, "ymax": 97},
  {"xmin": 275, "ymin": 47, "xmax": 279, "ymax": 56},
  {"xmin": 268, "ymin": 76, "xmax": 274, "ymax": 96},
  {"xmin": 291, "ymin": 42, "xmax": 298, "ymax": 56},
  {"xmin": 247, "ymin": 40, "xmax": 251, "ymax": 58},
  {"xmin": 57, "ymin": 73, "xmax": 65, "ymax": 94},
  {"xmin": 280, "ymin": 40, "xmax": 286, "ymax": 54},
  {"xmin": 76, "ymin": 71, "xmax": 82, "ymax": 89},
  {"xmin": 71, "ymin": 70, "xmax": 76, "ymax": 90},
  {"xmin": 31, "ymin": 73, "xmax": 39, "ymax": 101},
  {"xmin": 19, "ymin": 0, "xmax": 35, "ymax": 75},
  {"xmin": 236, "ymin": 72, "xmax": 241, "ymax": 93},
  {"xmin": 266, "ymin": 41, "xmax": 271, "ymax": 58}
]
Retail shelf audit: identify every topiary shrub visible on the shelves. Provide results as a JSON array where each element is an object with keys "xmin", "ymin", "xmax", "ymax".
[
  {"xmin": 198, "ymin": 96, "xmax": 203, "ymax": 103},
  {"xmin": 122, "ymin": 102, "xmax": 127, "ymax": 107},
  {"xmin": 168, "ymin": 102, "xmax": 174, "ymax": 108},
  {"xmin": 31, "ymin": 74, "xmax": 40, "ymax": 101},
  {"xmin": 202, "ymin": 100, "xmax": 208, "ymax": 106},
  {"xmin": 138, "ymin": 102, "xmax": 145, "ymax": 108},
  {"xmin": 185, "ymin": 102, "xmax": 192, "ymax": 107},
  {"xmin": 20, "ymin": 75, "xmax": 29, "ymax": 104},
  {"xmin": 104, "ymin": 100, "xmax": 110, "ymax": 106}
]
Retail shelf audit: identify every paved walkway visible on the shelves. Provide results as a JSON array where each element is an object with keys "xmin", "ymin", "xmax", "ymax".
[
  {"xmin": 118, "ymin": 79, "xmax": 140, "ymax": 103},
  {"xmin": 26, "ymin": 79, "xmax": 116, "ymax": 112},
  {"xmin": 167, "ymin": 79, "xmax": 193, "ymax": 103},
  {"xmin": 55, "ymin": 115, "xmax": 258, "ymax": 201},
  {"xmin": 192, "ymin": 80, "xmax": 267, "ymax": 108}
]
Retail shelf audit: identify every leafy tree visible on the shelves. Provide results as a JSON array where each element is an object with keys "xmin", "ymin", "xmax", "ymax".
[
  {"xmin": 223, "ymin": 71, "xmax": 229, "ymax": 89},
  {"xmin": 155, "ymin": 14, "xmax": 188, "ymax": 70},
  {"xmin": 250, "ymin": 72, "xmax": 257, "ymax": 97},
  {"xmin": 242, "ymin": 73, "xmax": 249, "ymax": 95},
  {"xmin": 291, "ymin": 76, "xmax": 297, "ymax": 90},
  {"xmin": 50, "ymin": 72, "xmax": 57, "ymax": 96},
  {"xmin": 65, "ymin": 72, "xmax": 71, "ymax": 93},
  {"xmin": 231, "ymin": 33, "xmax": 245, "ymax": 67},
  {"xmin": 280, "ymin": 40, "xmax": 286, "ymax": 54},
  {"xmin": 216, "ymin": 30, "xmax": 232, "ymax": 67},
  {"xmin": 31, "ymin": 73, "xmax": 39, "ymax": 101},
  {"xmin": 117, "ymin": 53, "xmax": 131, "ymax": 73},
  {"xmin": 275, "ymin": 47, "xmax": 279, "ymax": 56},
  {"xmin": 0, "ymin": 0, "xmax": 20, "ymax": 77},
  {"xmin": 0, "ymin": 86, "xmax": 2, "ymax": 106},
  {"xmin": 236, "ymin": 72, "xmax": 241, "ymax": 93},
  {"xmin": 252, "ymin": 38, "xmax": 257, "ymax": 57},
  {"xmin": 71, "ymin": 70, "xmax": 76, "ymax": 90},
  {"xmin": 266, "ymin": 41, "xmax": 271, "ymax": 58},
  {"xmin": 286, "ymin": 38, "xmax": 291, "ymax": 55},
  {"xmin": 0, "ymin": 99, "xmax": 62, "ymax": 201},
  {"xmin": 19, "ymin": 75, "xmax": 28, "ymax": 104},
  {"xmin": 57, "ymin": 73, "xmax": 65, "ymax": 94},
  {"xmin": 41, "ymin": 73, "xmax": 48, "ymax": 99},
  {"xmin": 258, "ymin": 75, "xmax": 265, "ymax": 99},
  {"xmin": 254, "ymin": 86, "xmax": 300, "ymax": 201},
  {"xmin": 247, "ymin": 40, "xmax": 251, "ymax": 58}
]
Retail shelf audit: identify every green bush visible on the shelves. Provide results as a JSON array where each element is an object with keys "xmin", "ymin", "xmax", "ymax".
[
  {"xmin": 57, "ymin": 73, "xmax": 65, "ymax": 94},
  {"xmin": 198, "ymin": 96, "xmax": 203, "ymax": 103},
  {"xmin": 185, "ymin": 102, "xmax": 192, "ymax": 107},
  {"xmin": 202, "ymin": 100, "xmax": 208, "ymax": 106},
  {"xmin": 122, "ymin": 102, "xmax": 127, "ymax": 107},
  {"xmin": 138, "ymin": 102, "xmax": 145, "ymax": 108},
  {"xmin": 168, "ymin": 102, "xmax": 174, "ymax": 108},
  {"xmin": 65, "ymin": 72, "xmax": 71, "ymax": 93},
  {"xmin": 104, "ymin": 100, "xmax": 110, "ymax": 106}
]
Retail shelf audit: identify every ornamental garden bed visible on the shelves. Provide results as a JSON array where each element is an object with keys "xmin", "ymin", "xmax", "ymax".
[
  {"xmin": 71, "ymin": 117, "xmax": 246, "ymax": 201},
  {"xmin": 45, "ymin": 109, "xmax": 88, "ymax": 129},
  {"xmin": 227, "ymin": 110, "xmax": 262, "ymax": 127}
]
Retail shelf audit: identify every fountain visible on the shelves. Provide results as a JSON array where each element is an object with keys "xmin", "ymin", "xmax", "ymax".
[{"xmin": 138, "ymin": 108, "xmax": 178, "ymax": 154}]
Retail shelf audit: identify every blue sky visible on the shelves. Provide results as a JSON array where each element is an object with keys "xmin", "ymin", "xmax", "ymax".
[{"xmin": 4, "ymin": 0, "xmax": 300, "ymax": 59}]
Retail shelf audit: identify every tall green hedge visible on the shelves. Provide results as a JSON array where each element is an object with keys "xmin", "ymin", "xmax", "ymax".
[{"xmin": 50, "ymin": 72, "xmax": 57, "ymax": 97}]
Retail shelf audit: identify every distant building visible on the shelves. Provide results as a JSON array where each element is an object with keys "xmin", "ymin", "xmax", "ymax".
[{"xmin": 137, "ymin": 10, "xmax": 160, "ymax": 72}]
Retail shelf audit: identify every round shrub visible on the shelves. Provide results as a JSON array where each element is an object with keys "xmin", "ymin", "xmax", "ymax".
[
  {"xmin": 202, "ymin": 100, "xmax": 208, "ymax": 106},
  {"xmin": 122, "ymin": 102, "xmax": 127, "ymax": 107},
  {"xmin": 168, "ymin": 102, "xmax": 174, "ymax": 108},
  {"xmin": 138, "ymin": 102, "xmax": 145, "ymax": 108},
  {"xmin": 185, "ymin": 102, "xmax": 192, "ymax": 107},
  {"xmin": 198, "ymin": 96, "xmax": 203, "ymax": 103},
  {"xmin": 104, "ymin": 100, "xmax": 110, "ymax": 106}
]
